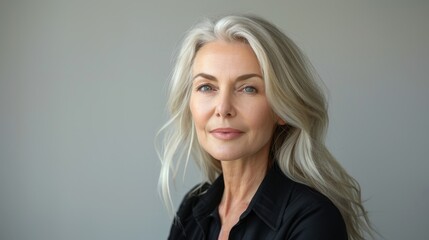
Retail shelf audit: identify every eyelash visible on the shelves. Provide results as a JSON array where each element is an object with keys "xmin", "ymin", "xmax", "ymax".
[
  {"xmin": 196, "ymin": 84, "xmax": 214, "ymax": 92},
  {"xmin": 195, "ymin": 84, "xmax": 258, "ymax": 94},
  {"xmin": 242, "ymin": 86, "xmax": 257, "ymax": 94}
]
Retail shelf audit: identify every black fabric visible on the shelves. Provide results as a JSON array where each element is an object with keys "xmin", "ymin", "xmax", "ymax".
[{"xmin": 168, "ymin": 163, "xmax": 348, "ymax": 240}]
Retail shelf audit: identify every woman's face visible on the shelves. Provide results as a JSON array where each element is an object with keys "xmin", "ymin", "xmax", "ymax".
[{"xmin": 190, "ymin": 40, "xmax": 281, "ymax": 163}]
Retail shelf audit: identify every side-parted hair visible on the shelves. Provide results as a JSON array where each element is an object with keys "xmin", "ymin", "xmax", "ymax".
[{"xmin": 157, "ymin": 15, "xmax": 373, "ymax": 240}]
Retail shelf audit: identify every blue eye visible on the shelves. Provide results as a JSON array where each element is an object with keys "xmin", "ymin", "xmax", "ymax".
[
  {"xmin": 197, "ymin": 85, "xmax": 213, "ymax": 92},
  {"xmin": 243, "ymin": 86, "xmax": 257, "ymax": 93}
]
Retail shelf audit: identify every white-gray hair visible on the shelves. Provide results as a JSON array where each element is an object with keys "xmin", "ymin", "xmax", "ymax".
[{"xmin": 157, "ymin": 15, "xmax": 373, "ymax": 240}]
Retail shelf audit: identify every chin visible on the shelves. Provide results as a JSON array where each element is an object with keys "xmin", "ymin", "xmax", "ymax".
[{"xmin": 209, "ymin": 151, "xmax": 244, "ymax": 162}]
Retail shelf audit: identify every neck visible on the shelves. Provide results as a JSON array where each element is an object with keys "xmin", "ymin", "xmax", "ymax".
[{"xmin": 219, "ymin": 158, "xmax": 269, "ymax": 214}]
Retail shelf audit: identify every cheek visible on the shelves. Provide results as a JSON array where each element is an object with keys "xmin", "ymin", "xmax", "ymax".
[
  {"xmin": 189, "ymin": 97, "xmax": 210, "ymax": 129},
  {"xmin": 245, "ymin": 102, "xmax": 276, "ymax": 128}
]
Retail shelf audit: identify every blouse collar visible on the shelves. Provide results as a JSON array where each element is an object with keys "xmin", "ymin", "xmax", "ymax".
[{"xmin": 192, "ymin": 162, "xmax": 295, "ymax": 231}]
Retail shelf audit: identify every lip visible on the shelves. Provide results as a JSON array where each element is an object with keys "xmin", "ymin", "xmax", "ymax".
[{"xmin": 209, "ymin": 128, "xmax": 244, "ymax": 140}]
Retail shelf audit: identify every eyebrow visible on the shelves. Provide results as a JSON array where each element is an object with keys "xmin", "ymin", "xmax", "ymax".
[{"xmin": 192, "ymin": 73, "xmax": 263, "ymax": 81}]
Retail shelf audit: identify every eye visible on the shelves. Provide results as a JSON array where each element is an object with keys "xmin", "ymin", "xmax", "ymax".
[
  {"xmin": 197, "ymin": 84, "xmax": 213, "ymax": 92},
  {"xmin": 243, "ymin": 86, "xmax": 257, "ymax": 94}
]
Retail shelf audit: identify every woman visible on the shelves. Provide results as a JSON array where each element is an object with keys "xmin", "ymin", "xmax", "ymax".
[{"xmin": 158, "ymin": 15, "xmax": 373, "ymax": 240}]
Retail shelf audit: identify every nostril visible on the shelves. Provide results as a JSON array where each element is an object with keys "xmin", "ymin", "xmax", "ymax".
[{"xmin": 216, "ymin": 111, "xmax": 232, "ymax": 118}]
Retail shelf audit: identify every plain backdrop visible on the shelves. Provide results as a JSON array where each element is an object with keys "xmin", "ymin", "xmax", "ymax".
[{"xmin": 0, "ymin": 0, "xmax": 428, "ymax": 239}]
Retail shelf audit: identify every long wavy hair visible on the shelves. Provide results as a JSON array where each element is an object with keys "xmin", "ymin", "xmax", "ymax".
[{"xmin": 157, "ymin": 15, "xmax": 373, "ymax": 240}]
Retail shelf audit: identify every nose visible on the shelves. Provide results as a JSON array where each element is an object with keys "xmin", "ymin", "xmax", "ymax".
[{"xmin": 215, "ymin": 90, "xmax": 236, "ymax": 118}]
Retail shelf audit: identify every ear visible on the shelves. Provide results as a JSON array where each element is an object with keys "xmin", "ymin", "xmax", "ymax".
[{"xmin": 276, "ymin": 117, "xmax": 286, "ymax": 125}]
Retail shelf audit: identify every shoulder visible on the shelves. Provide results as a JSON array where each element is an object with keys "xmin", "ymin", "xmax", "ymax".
[
  {"xmin": 175, "ymin": 183, "xmax": 210, "ymax": 219},
  {"xmin": 249, "ymin": 164, "xmax": 348, "ymax": 239},
  {"xmin": 168, "ymin": 183, "xmax": 209, "ymax": 240},
  {"xmin": 288, "ymin": 181, "xmax": 340, "ymax": 214},
  {"xmin": 283, "ymin": 180, "xmax": 348, "ymax": 239}
]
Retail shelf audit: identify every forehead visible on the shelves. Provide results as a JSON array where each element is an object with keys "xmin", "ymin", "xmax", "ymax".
[{"xmin": 192, "ymin": 40, "xmax": 261, "ymax": 76}]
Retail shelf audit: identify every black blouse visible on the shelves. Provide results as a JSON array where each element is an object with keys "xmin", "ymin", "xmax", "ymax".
[{"xmin": 168, "ymin": 163, "xmax": 348, "ymax": 240}]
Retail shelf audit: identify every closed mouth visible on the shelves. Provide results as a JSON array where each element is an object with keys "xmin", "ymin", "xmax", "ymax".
[{"xmin": 209, "ymin": 128, "xmax": 244, "ymax": 140}]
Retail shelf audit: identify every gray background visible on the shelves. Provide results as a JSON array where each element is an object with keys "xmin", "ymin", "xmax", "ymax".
[{"xmin": 0, "ymin": 0, "xmax": 428, "ymax": 239}]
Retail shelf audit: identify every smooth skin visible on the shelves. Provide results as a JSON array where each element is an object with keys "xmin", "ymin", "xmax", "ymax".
[{"xmin": 190, "ymin": 40, "xmax": 285, "ymax": 240}]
